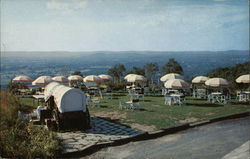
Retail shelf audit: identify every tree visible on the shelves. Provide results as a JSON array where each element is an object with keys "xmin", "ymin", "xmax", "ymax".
[
  {"xmin": 206, "ymin": 61, "xmax": 250, "ymax": 90},
  {"xmin": 162, "ymin": 58, "xmax": 183, "ymax": 75},
  {"xmin": 128, "ymin": 66, "xmax": 145, "ymax": 76},
  {"xmin": 144, "ymin": 63, "xmax": 159, "ymax": 84},
  {"xmin": 108, "ymin": 64, "xmax": 126, "ymax": 82},
  {"xmin": 72, "ymin": 71, "xmax": 82, "ymax": 76},
  {"xmin": 7, "ymin": 80, "xmax": 19, "ymax": 94}
]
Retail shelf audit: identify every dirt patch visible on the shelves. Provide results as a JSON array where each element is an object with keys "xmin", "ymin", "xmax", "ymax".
[
  {"xmin": 152, "ymin": 104, "xmax": 161, "ymax": 107},
  {"xmin": 206, "ymin": 112, "xmax": 215, "ymax": 115},
  {"xmin": 179, "ymin": 117, "xmax": 199, "ymax": 124},
  {"xmin": 129, "ymin": 123, "xmax": 156, "ymax": 132},
  {"xmin": 160, "ymin": 134, "xmax": 182, "ymax": 143},
  {"xmin": 92, "ymin": 111, "xmax": 127, "ymax": 120}
]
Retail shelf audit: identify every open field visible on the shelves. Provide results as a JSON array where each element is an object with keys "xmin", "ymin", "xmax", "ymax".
[{"xmin": 20, "ymin": 93, "xmax": 250, "ymax": 131}]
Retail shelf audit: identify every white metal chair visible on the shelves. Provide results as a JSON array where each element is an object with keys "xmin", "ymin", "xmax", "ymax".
[
  {"xmin": 119, "ymin": 99, "xmax": 140, "ymax": 110},
  {"xmin": 91, "ymin": 97, "xmax": 100, "ymax": 107},
  {"xmin": 164, "ymin": 95, "xmax": 173, "ymax": 105},
  {"xmin": 119, "ymin": 100, "xmax": 129, "ymax": 109}
]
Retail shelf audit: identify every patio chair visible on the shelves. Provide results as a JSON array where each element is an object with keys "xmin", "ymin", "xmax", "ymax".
[
  {"xmin": 220, "ymin": 94, "xmax": 231, "ymax": 104},
  {"xmin": 207, "ymin": 94, "xmax": 214, "ymax": 103},
  {"xmin": 119, "ymin": 100, "xmax": 128, "ymax": 109},
  {"xmin": 130, "ymin": 99, "xmax": 140, "ymax": 110},
  {"xmin": 236, "ymin": 91, "xmax": 241, "ymax": 100},
  {"xmin": 197, "ymin": 89, "xmax": 207, "ymax": 99},
  {"xmin": 128, "ymin": 91, "xmax": 139, "ymax": 100},
  {"xmin": 162, "ymin": 88, "xmax": 167, "ymax": 95},
  {"xmin": 138, "ymin": 92, "xmax": 144, "ymax": 101},
  {"xmin": 193, "ymin": 90, "xmax": 197, "ymax": 98},
  {"xmin": 119, "ymin": 99, "xmax": 140, "ymax": 110},
  {"xmin": 144, "ymin": 87, "xmax": 150, "ymax": 96},
  {"xmin": 164, "ymin": 95, "xmax": 173, "ymax": 105},
  {"xmin": 91, "ymin": 97, "xmax": 100, "ymax": 107},
  {"xmin": 173, "ymin": 96, "xmax": 185, "ymax": 106},
  {"xmin": 239, "ymin": 93, "xmax": 249, "ymax": 102}
]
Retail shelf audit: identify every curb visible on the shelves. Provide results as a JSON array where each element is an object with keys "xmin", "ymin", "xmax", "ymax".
[{"xmin": 60, "ymin": 111, "xmax": 249, "ymax": 158}]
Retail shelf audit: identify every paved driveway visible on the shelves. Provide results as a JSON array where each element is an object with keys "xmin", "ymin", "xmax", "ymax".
[{"xmin": 84, "ymin": 117, "xmax": 250, "ymax": 159}]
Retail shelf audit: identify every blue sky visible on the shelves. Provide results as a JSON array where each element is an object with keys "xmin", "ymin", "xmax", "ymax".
[{"xmin": 1, "ymin": 0, "xmax": 249, "ymax": 52}]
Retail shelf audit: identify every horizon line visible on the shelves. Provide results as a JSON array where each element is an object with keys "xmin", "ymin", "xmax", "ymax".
[{"xmin": 1, "ymin": 50, "xmax": 249, "ymax": 53}]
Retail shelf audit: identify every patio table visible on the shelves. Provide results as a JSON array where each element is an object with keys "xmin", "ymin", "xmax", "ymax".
[
  {"xmin": 210, "ymin": 92, "xmax": 223, "ymax": 103},
  {"xmin": 239, "ymin": 91, "xmax": 250, "ymax": 102},
  {"xmin": 170, "ymin": 93, "xmax": 185, "ymax": 105},
  {"xmin": 32, "ymin": 95, "xmax": 45, "ymax": 105}
]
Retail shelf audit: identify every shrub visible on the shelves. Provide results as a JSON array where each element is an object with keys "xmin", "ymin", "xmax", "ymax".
[
  {"xmin": 0, "ymin": 91, "xmax": 20, "ymax": 130},
  {"xmin": 107, "ymin": 82, "xmax": 127, "ymax": 91},
  {"xmin": 0, "ymin": 91, "xmax": 62, "ymax": 158},
  {"xmin": 0, "ymin": 120, "xmax": 62, "ymax": 158}
]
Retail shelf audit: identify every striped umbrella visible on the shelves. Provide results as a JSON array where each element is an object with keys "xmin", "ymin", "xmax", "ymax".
[
  {"xmin": 205, "ymin": 78, "xmax": 229, "ymax": 87},
  {"xmin": 160, "ymin": 73, "xmax": 184, "ymax": 82},
  {"xmin": 32, "ymin": 76, "xmax": 53, "ymax": 85}
]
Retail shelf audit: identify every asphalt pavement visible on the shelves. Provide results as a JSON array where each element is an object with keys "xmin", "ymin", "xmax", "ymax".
[{"xmin": 84, "ymin": 116, "xmax": 250, "ymax": 159}]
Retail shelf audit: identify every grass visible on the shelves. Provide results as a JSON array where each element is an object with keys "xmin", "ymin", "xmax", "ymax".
[
  {"xmin": 87, "ymin": 94, "xmax": 249, "ymax": 130},
  {"xmin": 19, "ymin": 93, "xmax": 250, "ymax": 130}
]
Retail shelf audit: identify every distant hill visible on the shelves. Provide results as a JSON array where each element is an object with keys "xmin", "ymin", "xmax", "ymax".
[
  {"xmin": 1, "ymin": 50, "xmax": 249, "ymax": 87},
  {"xmin": 2, "ymin": 50, "xmax": 249, "ymax": 57}
]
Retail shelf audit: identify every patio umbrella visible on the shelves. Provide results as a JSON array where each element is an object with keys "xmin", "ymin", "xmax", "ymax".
[
  {"xmin": 68, "ymin": 75, "xmax": 83, "ymax": 81},
  {"xmin": 52, "ymin": 76, "xmax": 69, "ymax": 83},
  {"xmin": 205, "ymin": 78, "xmax": 229, "ymax": 87},
  {"xmin": 124, "ymin": 74, "xmax": 137, "ymax": 80},
  {"xmin": 126, "ymin": 75, "xmax": 147, "ymax": 83},
  {"xmin": 192, "ymin": 76, "xmax": 210, "ymax": 84},
  {"xmin": 98, "ymin": 74, "xmax": 113, "ymax": 81},
  {"xmin": 164, "ymin": 79, "xmax": 189, "ymax": 89},
  {"xmin": 160, "ymin": 73, "xmax": 184, "ymax": 82},
  {"xmin": 236, "ymin": 74, "xmax": 250, "ymax": 84},
  {"xmin": 12, "ymin": 75, "xmax": 33, "ymax": 82},
  {"xmin": 32, "ymin": 76, "xmax": 53, "ymax": 85},
  {"xmin": 83, "ymin": 75, "xmax": 102, "ymax": 82}
]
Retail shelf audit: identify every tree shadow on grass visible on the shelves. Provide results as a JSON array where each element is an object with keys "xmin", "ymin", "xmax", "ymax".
[
  {"xmin": 113, "ymin": 94, "xmax": 127, "ymax": 97},
  {"xmin": 185, "ymin": 103, "xmax": 223, "ymax": 107},
  {"xmin": 100, "ymin": 105, "xmax": 108, "ymax": 108},
  {"xmin": 138, "ymin": 108, "xmax": 154, "ymax": 112},
  {"xmin": 230, "ymin": 101, "xmax": 250, "ymax": 105},
  {"xmin": 143, "ymin": 99, "xmax": 152, "ymax": 102}
]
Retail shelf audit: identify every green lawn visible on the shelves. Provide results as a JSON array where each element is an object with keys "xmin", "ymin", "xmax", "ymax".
[{"xmin": 20, "ymin": 93, "xmax": 250, "ymax": 131}]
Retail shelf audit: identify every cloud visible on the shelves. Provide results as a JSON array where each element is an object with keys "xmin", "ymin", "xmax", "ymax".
[{"xmin": 46, "ymin": 0, "xmax": 87, "ymax": 14}]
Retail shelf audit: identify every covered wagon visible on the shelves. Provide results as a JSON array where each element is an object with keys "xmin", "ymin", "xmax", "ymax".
[{"xmin": 41, "ymin": 82, "xmax": 91, "ymax": 130}]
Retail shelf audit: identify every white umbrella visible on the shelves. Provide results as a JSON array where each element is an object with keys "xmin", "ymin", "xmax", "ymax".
[
  {"xmin": 126, "ymin": 75, "xmax": 147, "ymax": 83},
  {"xmin": 32, "ymin": 76, "xmax": 53, "ymax": 85},
  {"xmin": 52, "ymin": 76, "xmax": 69, "ymax": 83},
  {"xmin": 236, "ymin": 74, "xmax": 250, "ymax": 84},
  {"xmin": 98, "ymin": 74, "xmax": 113, "ymax": 81},
  {"xmin": 68, "ymin": 75, "xmax": 83, "ymax": 81},
  {"xmin": 12, "ymin": 75, "xmax": 33, "ymax": 82},
  {"xmin": 160, "ymin": 73, "xmax": 184, "ymax": 82},
  {"xmin": 192, "ymin": 76, "xmax": 210, "ymax": 84},
  {"xmin": 205, "ymin": 78, "xmax": 229, "ymax": 87},
  {"xmin": 164, "ymin": 79, "xmax": 189, "ymax": 89},
  {"xmin": 83, "ymin": 75, "xmax": 102, "ymax": 82},
  {"xmin": 124, "ymin": 74, "xmax": 137, "ymax": 80}
]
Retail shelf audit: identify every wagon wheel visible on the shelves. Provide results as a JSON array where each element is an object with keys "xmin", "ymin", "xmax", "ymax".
[
  {"xmin": 52, "ymin": 110, "xmax": 60, "ymax": 130},
  {"xmin": 85, "ymin": 108, "xmax": 91, "ymax": 129}
]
